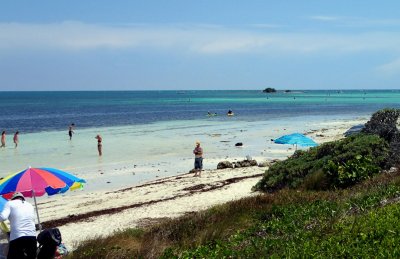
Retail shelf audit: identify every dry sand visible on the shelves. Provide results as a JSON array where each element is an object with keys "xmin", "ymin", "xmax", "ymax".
[{"xmin": 44, "ymin": 166, "xmax": 265, "ymax": 250}]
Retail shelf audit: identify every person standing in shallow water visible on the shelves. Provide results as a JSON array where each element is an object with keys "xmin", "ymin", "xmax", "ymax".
[
  {"xmin": 1, "ymin": 131, "xmax": 5, "ymax": 148},
  {"xmin": 68, "ymin": 123, "xmax": 75, "ymax": 140},
  {"xmin": 193, "ymin": 141, "xmax": 203, "ymax": 177},
  {"xmin": 13, "ymin": 131, "xmax": 19, "ymax": 148},
  {"xmin": 95, "ymin": 134, "xmax": 102, "ymax": 156}
]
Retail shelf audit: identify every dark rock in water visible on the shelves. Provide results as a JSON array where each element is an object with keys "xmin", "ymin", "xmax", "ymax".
[
  {"xmin": 235, "ymin": 142, "xmax": 243, "ymax": 147},
  {"xmin": 217, "ymin": 161, "xmax": 234, "ymax": 169}
]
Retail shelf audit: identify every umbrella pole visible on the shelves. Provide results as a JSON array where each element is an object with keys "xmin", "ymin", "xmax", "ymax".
[{"xmin": 32, "ymin": 190, "xmax": 42, "ymax": 231}]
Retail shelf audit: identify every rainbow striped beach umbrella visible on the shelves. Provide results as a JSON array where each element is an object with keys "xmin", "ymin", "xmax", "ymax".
[{"xmin": 0, "ymin": 167, "xmax": 86, "ymax": 229}]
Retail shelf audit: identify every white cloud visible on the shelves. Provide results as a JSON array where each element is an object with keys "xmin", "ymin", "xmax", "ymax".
[
  {"xmin": 309, "ymin": 16, "xmax": 341, "ymax": 21},
  {"xmin": 376, "ymin": 58, "xmax": 400, "ymax": 76},
  {"xmin": 309, "ymin": 15, "xmax": 400, "ymax": 27},
  {"xmin": 1, "ymin": 22, "xmax": 400, "ymax": 55},
  {"xmin": 250, "ymin": 23, "xmax": 282, "ymax": 29}
]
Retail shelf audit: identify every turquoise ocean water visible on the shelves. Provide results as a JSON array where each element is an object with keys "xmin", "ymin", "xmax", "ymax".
[
  {"xmin": 0, "ymin": 90, "xmax": 399, "ymax": 189},
  {"xmin": 1, "ymin": 90, "xmax": 399, "ymax": 133}
]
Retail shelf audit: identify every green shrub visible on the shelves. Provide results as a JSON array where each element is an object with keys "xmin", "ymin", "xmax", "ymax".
[
  {"xmin": 325, "ymin": 155, "xmax": 380, "ymax": 188},
  {"xmin": 362, "ymin": 108, "xmax": 400, "ymax": 143},
  {"xmin": 362, "ymin": 108, "xmax": 400, "ymax": 166},
  {"xmin": 69, "ymin": 171, "xmax": 400, "ymax": 258},
  {"xmin": 171, "ymin": 177, "xmax": 400, "ymax": 258},
  {"xmin": 301, "ymin": 170, "xmax": 330, "ymax": 191},
  {"xmin": 253, "ymin": 134, "xmax": 389, "ymax": 192}
]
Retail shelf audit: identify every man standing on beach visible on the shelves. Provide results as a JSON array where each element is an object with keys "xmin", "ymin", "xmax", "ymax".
[
  {"xmin": 0, "ymin": 192, "xmax": 37, "ymax": 259},
  {"xmin": 193, "ymin": 141, "xmax": 203, "ymax": 177}
]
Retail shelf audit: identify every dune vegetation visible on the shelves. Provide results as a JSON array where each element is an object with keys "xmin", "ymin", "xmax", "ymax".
[{"xmin": 68, "ymin": 108, "xmax": 400, "ymax": 258}]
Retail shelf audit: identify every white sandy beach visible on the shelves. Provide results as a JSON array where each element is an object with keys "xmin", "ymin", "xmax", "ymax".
[{"xmin": 0, "ymin": 116, "xmax": 368, "ymax": 254}]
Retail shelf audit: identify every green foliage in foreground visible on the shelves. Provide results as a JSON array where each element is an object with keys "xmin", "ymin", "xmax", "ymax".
[
  {"xmin": 362, "ymin": 108, "xmax": 400, "ymax": 143},
  {"xmin": 362, "ymin": 108, "xmax": 400, "ymax": 166},
  {"xmin": 69, "ymin": 172, "xmax": 400, "ymax": 258},
  {"xmin": 168, "ymin": 178, "xmax": 400, "ymax": 258},
  {"xmin": 254, "ymin": 134, "xmax": 389, "ymax": 192}
]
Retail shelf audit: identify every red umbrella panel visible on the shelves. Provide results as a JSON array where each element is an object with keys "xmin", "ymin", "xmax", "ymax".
[
  {"xmin": 0, "ymin": 167, "xmax": 86, "ymax": 230},
  {"xmin": 0, "ymin": 167, "xmax": 85, "ymax": 199}
]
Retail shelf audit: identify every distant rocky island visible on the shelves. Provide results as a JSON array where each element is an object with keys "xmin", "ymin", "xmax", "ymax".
[
  {"xmin": 262, "ymin": 87, "xmax": 277, "ymax": 93},
  {"xmin": 263, "ymin": 88, "xmax": 295, "ymax": 93}
]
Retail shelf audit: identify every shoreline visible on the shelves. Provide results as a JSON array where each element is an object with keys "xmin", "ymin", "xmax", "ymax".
[
  {"xmin": 0, "ymin": 116, "xmax": 367, "ymax": 252},
  {"xmin": 1, "ymin": 114, "xmax": 369, "ymax": 193}
]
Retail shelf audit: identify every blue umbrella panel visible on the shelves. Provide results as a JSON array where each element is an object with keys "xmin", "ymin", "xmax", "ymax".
[
  {"xmin": 274, "ymin": 133, "xmax": 318, "ymax": 150},
  {"xmin": 0, "ymin": 196, "xmax": 6, "ymax": 212},
  {"xmin": 0, "ymin": 196, "xmax": 10, "ymax": 234}
]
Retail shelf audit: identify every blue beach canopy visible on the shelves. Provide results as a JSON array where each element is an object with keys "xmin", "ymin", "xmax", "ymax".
[
  {"xmin": 0, "ymin": 196, "xmax": 6, "ymax": 212},
  {"xmin": 274, "ymin": 133, "xmax": 318, "ymax": 147}
]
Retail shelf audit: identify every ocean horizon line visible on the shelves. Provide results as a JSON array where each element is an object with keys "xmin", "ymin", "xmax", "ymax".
[{"xmin": 0, "ymin": 89, "xmax": 399, "ymax": 93}]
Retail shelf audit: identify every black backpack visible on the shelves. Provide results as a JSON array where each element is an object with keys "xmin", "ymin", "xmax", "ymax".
[
  {"xmin": 37, "ymin": 228, "xmax": 62, "ymax": 259},
  {"xmin": 37, "ymin": 228, "xmax": 62, "ymax": 246}
]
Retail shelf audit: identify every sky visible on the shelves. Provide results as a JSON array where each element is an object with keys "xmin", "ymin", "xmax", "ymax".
[{"xmin": 1, "ymin": 1, "xmax": 400, "ymax": 91}]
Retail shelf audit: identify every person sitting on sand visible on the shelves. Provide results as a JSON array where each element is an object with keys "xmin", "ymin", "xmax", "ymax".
[
  {"xmin": 95, "ymin": 134, "xmax": 102, "ymax": 156},
  {"xmin": 193, "ymin": 141, "xmax": 203, "ymax": 177}
]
